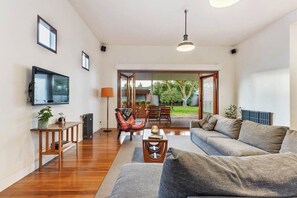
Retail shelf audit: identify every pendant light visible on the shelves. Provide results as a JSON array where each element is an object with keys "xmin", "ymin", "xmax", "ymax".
[
  {"xmin": 209, "ymin": 0, "xmax": 240, "ymax": 8},
  {"xmin": 177, "ymin": 10, "xmax": 195, "ymax": 52}
]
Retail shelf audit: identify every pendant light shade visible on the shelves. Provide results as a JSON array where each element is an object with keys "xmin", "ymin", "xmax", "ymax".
[
  {"xmin": 209, "ymin": 0, "xmax": 240, "ymax": 8},
  {"xmin": 177, "ymin": 10, "xmax": 195, "ymax": 52}
]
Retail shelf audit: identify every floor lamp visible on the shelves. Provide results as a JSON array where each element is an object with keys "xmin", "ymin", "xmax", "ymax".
[{"xmin": 101, "ymin": 87, "xmax": 114, "ymax": 132}]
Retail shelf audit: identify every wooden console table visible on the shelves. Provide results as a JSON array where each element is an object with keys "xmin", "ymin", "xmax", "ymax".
[{"xmin": 31, "ymin": 122, "xmax": 82, "ymax": 171}]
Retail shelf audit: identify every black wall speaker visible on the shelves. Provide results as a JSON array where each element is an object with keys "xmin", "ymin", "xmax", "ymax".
[
  {"xmin": 231, "ymin": 48, "xmax": 237, "ymax": 54},
  {"xmin": 101, "ymin": 45, "xmax": 106, "ymax": 52}
]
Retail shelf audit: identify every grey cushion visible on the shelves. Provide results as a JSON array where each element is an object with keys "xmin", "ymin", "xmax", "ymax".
[
  {"xmin": 191, "ymin": 128, "xmax": 229, "ymax": 142},
  {"xmin": 213, "ymin": 115, "xmax": 242, "ymax": 139},
  {"xmin": 280, "ymin": 130, "xmax": 297, "ymax": 154},
  {"xmin": 198, "ymin": 115, "xmax": 209, "ymax": 127},
  {"xmin": 111, "ymin": 163, "xmax": 162, "ymax": 198},
  {"xmin": 238, "ymin": 120, "xmax": 288, "ymax": 153},
  {"xmin": 190, "ymin": 120, "xmax": 201, "ymax": 128},
  {"xmin": 202, "ymin": 116, "xmax": 217, "ymax": 131},
  {"xmin": 158, "ymin": 148, "xmax": 297, "ymax": 198},
  {"xmin": 207, "ymin": 137, "xmax": 269, "ymax": 156}
]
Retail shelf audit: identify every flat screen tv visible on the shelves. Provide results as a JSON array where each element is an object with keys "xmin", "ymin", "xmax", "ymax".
[{"xmin": 29, "ymin": 66, "xmax": 69, "ymax": 105}]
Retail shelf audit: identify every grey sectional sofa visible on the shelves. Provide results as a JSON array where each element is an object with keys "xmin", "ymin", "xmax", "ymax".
[
  {"xmin": 190, "ymin": 115, "xmax": 289, "ymax": 156},
  {"xmin": 110, "ymin": 115, "xmax": 297, "ymax": 198}
]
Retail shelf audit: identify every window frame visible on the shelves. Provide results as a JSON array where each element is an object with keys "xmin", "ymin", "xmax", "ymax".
[
  {"xmin": 81, "ymin": 51, "xmax": 90, "ymax": 71},
  {"xmin": 37, "ymin": 15, "xmax": 57, "ymax": 53}
]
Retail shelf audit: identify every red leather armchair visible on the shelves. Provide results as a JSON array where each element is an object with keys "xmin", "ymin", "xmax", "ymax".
[{"xmin": 115, "ymin": 108, "xmax": 146, "ymax": 140}]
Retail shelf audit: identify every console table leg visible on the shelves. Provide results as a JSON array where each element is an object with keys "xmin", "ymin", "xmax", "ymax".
[
  {"xmin": 76, "ymin": 126, "xmax": 78, "ymax": 157},
  {"xmin": 39, "ymin": 131, "xmax": 42, "ymax": 171},
  {"xmin": 58, "ymin": 132, "xmax": 62, "ymax": 171}
]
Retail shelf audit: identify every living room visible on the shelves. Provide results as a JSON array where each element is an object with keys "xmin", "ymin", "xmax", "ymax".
[{"xmin": 1, "ymin": 0, "xmax": 297, "ymax": 197}]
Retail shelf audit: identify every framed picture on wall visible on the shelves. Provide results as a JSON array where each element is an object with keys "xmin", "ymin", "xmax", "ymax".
[
  {"xmin": 37, "ymin": 15, "xmax": 57, "ymax": 53},
  {"xmin": 81, "ymin": 51, "xmax": 90, "ymax": 71}
]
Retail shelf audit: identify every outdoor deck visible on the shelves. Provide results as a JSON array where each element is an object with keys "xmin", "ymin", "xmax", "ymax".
[{"xmin": 137, "ymin": 116, "xmax": 198, "ymax": 128}]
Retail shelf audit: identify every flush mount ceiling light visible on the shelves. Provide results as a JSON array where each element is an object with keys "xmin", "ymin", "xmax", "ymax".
[
  {"xmin": 177, "ymin": 10, "xmax": 195, "ymax": 52},
  {"xmin": 209, "ymin": 0, "xmax": 240, "ymax": 8}
]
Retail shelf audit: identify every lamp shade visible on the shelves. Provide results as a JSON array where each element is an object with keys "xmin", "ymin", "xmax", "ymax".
[
  {"xmin": 177, "ymin": 40, "xmax": 195, "ymax": 52},
  {"xmin": 101, "ymin": 87, "xmax": 114, "ymax": 97}
]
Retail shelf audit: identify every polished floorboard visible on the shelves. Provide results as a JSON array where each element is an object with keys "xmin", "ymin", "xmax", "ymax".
[{"xmin": 0, "ymin": 128, "xmax": 189, "ymax": 197}]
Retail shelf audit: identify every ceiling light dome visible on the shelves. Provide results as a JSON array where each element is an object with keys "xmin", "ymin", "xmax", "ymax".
[
  {"xmin": 209, "ymin": 0, "xmax": 240, "ymax": 8},
  {"xmin": 177, "ymin": 10, "xmax": 195, "ymax": 52},
  {"xmin": 177, "ymin": 36, "xmax": 195, "ymax": 52}
]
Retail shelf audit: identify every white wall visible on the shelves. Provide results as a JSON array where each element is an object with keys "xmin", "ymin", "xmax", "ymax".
[
  {"xmin": 100, "ymin": 45, "xmax": 236, "ymax": 127},
  {"xmin": 235, "ymin": 9, "xmax": 297, "ymax": 126},
  {"xmin": 0, "ymin": 0, "xmax": 102, "ymax": 191},
  {"xmin": 290, "ymin": 23, "xmax": 297, "ymax": 129}
]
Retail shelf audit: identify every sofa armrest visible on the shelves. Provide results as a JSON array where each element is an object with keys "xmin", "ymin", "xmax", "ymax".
[{"xmin": 190, "ymin": 121, "xmax": 201, "ymax": 128}]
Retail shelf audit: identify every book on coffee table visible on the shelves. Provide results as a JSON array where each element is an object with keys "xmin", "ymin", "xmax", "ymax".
[{"xmin": 148, "ymin": 134, "xmax": 163, "ymax": 139}]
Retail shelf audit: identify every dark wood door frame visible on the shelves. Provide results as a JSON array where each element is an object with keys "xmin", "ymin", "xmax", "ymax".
[
  {"xmin": 117, "ymin": 70, "xmax": 219, "ymax": 119},
  {"xmin": 199, "ymin": 72, "xmax": 219, "ymax": 119},
  {"xmin": 118, "ymin": 72, "xmax": 136, "ymax": 112}
]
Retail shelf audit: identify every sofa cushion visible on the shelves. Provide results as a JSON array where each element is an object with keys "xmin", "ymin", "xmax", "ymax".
[
  {"xmin": 213, "ymin": 115, "xmax": 242, "ymax": 139},
  {"xmin": 280, "ymin": 130, "xmax": 297, "ymax": 154},
  {"xmin": 158, "ymin": 148, "xmax": 297, "ymax": 198},
  {"xmin": 238, "ymin": 120, "xmax": 288, "ymax": 153},
  {"xmin": 207, "ymin": 137, "xmax": 269, "ymax": 156},
  {"xmin": 191, "ymin": 128, "xmax": 229, "ymax": 142},
  {"xmin": 111, "ymin": 163, "xmax": 162, "ymax": 198},
  {"xmin": 202, "ymin": 116, "xmax": 217, "ymax": 131},
  {"xmin": 198, "ymin": 115, "xmax": 209, "ymax": 127}
]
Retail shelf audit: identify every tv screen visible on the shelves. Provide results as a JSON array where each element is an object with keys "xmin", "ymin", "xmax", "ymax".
[{"xmin": 30, "ymin": 66, "xmax": 69, "ymax": 105}]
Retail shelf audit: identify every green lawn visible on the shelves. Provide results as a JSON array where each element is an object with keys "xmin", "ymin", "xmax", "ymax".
[{"xmin": 170, "ymin": 106, "xmax": 198, "ymax": 117}]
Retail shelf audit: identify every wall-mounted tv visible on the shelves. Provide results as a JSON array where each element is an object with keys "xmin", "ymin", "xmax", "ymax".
[{"xmin": 29, "ymin": 66, "xmax": 69, "ymax": 105}]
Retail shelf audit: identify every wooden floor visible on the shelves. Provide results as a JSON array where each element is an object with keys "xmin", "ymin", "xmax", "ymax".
[{"xmin": 0, "ymin": 128, "xmax": 189, "ymax": 197}]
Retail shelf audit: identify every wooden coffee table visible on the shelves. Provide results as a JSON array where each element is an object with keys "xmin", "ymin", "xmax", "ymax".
[{"xmin": 142, "ymin": 129, "xmax": 168, "ymax": 163}]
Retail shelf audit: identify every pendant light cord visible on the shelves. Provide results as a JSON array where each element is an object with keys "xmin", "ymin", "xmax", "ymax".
[{"xmin": 185, "ymin": 10, "xmax": 188, "ymax": 36}]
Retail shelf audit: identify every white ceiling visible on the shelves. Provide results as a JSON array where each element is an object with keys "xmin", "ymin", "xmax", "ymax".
[{"xmin": 68, "ymin": 0, "xmax": 297, "ymax": 46}]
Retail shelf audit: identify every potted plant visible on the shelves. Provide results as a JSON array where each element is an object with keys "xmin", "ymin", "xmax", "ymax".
[
  {"xmin": 37, "ymin": 106, "xmax": 53, "ymax": 129},
  {"xmin": 225, "ymin": 105, "xmax": 237, "ymax": 119}
]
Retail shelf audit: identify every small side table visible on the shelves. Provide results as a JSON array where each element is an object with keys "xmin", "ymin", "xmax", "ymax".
[
  {"xmin": 142, "ymin": 129, "xmax": 168, "ymax": 163},
  {"xmin": 31, "ymin": 122, "xmax": 82, "ymax": 171}
]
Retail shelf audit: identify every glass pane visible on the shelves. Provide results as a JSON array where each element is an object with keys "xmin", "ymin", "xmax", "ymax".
[
  {"xmin": 39, "ymin": 24, "xmax": 50, "ymax": 47},
  {"xmin": 202, "ymin": 76, "xmax": 214, "ymax": 117},
  {"xmin": 135, "ymin": 80, "xmax": 151, "ymax": 118},
  {"xmin": 121, "ymin": 76, "xmax": 127, "ymax": 108},
  {"xmin": 50, "ymin": 31, "xmax": 56, "ymax": 50},
  {"xmin": 37, "ymin": 16, "xmax": 57, "ymax": 52}
]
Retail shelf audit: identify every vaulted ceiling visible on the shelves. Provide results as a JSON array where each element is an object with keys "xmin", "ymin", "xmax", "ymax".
[{"xmin": 69, "ymin": 0, "xmax": 297, "ymax": 46}]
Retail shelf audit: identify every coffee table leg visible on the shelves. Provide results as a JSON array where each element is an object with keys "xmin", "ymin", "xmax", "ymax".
[{"xmin": 143, "ymin": 140, "xmax": 168, "ymax": 163}]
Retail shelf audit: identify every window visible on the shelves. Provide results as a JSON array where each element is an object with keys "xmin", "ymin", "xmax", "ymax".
[
  {"xmin": 82, "ymin": 51, "xmax": 90, "ymax": 71},
  {"xmin": 37, "ymin": 15, "xmax": 57, "ymax": 53}
]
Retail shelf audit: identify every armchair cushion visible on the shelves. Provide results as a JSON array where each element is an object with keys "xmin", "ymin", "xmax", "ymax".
[
  {"xmin": 120, "ymin": 108, "xmax": 133, "ymax": 120},
  {"xmin": 131, "ymin": 122, "xmax": 145, "ymax": 130}
]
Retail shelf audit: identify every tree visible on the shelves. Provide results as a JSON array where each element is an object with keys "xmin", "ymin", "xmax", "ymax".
[
  {"xmin": 175, "ymin": 80, "xmax": 197, "ymax": 106},
  {"xmin": 152, "ymin": 81, "xmax": 167, "ymax": 96},
  {"xmin": 160, "ymin": 88, "xmax": 181, "ymax": 105},
  {"xmin": 153, "ymin": 80, "xmax": 198, "ymax": 106}
]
